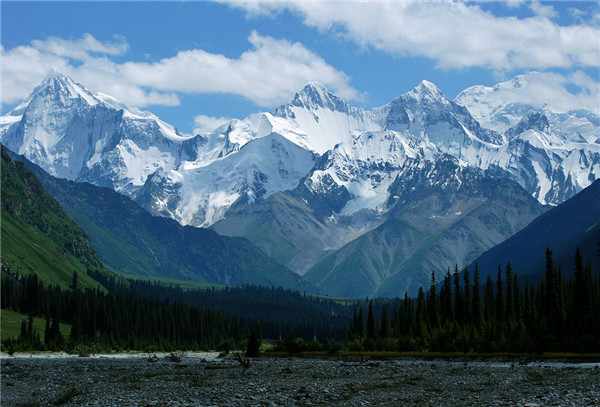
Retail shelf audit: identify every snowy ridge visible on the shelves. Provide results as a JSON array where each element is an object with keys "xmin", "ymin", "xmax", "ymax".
[
  {"xmin": 456, "ymin": 76, "xmax": 600, "ymax": 204},
  {"xmin": 137, "ymin": 133, "xmax": 317, "ymax": 227},
  {"xmin": 0, "ymin": 70, "xmax": 196, "ymax": 194},
  {"xmin": 1, "ymin": 70, "xmax": 599, "ymax": 229}
]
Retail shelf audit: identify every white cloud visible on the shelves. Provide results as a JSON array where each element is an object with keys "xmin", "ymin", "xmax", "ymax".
[
  {"xmin": 1, "ymin": 35, "xmax": 178, "ymax": 108},
  {"xmin": 490, "ymin": 71, "xmax": 599, "ymax": 114},
  {"xmin": 1, "ymin": 32, "xmax": 357, "ymax": 110},
  {"xmin": 120, "ymin": 31, "xmax": 358, "ymax": 106},
  {"xmin": 528, "ymin": 1, "xmax": 558, "ymax": 19},
  {"xmin": 193, "ymin": 115, "xmax": 232, "ymax": 134},
  {"xmin": 31, "ymin": 33, "xmax": 129, "ymax": 60},
  {"xmin": 220, "ymin": 1, "xmax": 599, "ymax": 72}
]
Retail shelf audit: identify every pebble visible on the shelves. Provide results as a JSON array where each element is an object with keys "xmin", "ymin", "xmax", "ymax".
[{"xmin": 1, "ymin": 355, "xmax": 599, "ymax": 406}]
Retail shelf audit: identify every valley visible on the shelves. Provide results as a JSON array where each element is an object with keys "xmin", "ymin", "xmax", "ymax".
[{"xmin": 2, "ymin": 71, "xmax": 597, "ymax": 297}]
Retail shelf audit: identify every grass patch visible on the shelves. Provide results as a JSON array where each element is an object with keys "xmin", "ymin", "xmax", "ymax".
[
  {"xmin": 1, "ymin": 308, "xmax": 71, "ymax": 341},
  {"xmin": 124, "ymin": 275, "xmax": 222, "ymax": 290},
  {"xmin": 1, "ymin": 214, "xmax": 105, "ymax": 291}
]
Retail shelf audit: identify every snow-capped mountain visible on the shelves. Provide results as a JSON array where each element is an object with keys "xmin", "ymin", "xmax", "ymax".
[
  {"xmin": 136, "ymin": 132, "xmax": 317, "ymax": 227},
  {"xmin": 455, "ymin": 74, "xmax": 600, "ymax": 205},
  {"xmin": 1, "ymin": 70, "xmax": 197, "ymax": 196},
  {"xmin": 2, "ymin": 70, "xmax": 599, "ymax": 296}
]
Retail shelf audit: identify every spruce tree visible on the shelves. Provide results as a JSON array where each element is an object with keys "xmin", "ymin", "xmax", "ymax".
[
  {"xmin": 496, "ymin": 266, "xmax": 504, "ymax": 324},
  {"xmin": 427, "ymin": 271, "xmax": 440, "ymax": 329},
  {"xmin": 463, "ymin": 267, "xmax": 472, "ymax": 326},
  {"xmin": 366, "ymin": 300, "xmax": 377, "ymax": 341},
  {"xmin": 484, "ymin": 274, "xmax": 495, "ymax": 323},
  {"xmin": 380, "ymin": 304, "xmax": 390, "ymax": 339},
  {"xmin": 357, "ymin": 307, "xmax": 365, "ymax": 338},
  {"xmin": 472, "ymin": 264, "xmax": 483, "ymax": 330},
  {"xmin": 505, "ymin": 263, "xmax": 514, "ymax": 326},
  {"xmin": 441, "ymin": 269, "xmax": 454, "ymax": 324},
  {"xmin": 544, "ymin": 248, "xmax": 560, "ymax": 337},
  {"xmin": 453, "ymin": 265, "xmax": 463, "ymax": 325}
]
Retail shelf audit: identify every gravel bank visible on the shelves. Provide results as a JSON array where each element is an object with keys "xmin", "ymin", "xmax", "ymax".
[{"xmin": 2, "ymin": 354, "xmax": 599, "ymax": 406}]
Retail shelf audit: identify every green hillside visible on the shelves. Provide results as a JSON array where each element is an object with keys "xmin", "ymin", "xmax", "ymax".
[
  {"xmin": 12, "ymin": 150, "xmax": 316, "ymax": 292},
  {"xmin": 1, "ymin": 309, "xmax": 71, "ymax": 341},
  {"xmin": 1, "ymin": 146, "xmax": 112, "ymax": 290}
]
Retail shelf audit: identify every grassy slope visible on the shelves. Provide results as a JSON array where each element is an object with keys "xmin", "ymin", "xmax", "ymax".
[
  {"xmin": 1, "ymin": 146, "xmax": 114, "ymax": 290},
  {"xmin": 1, "ymin": 309, "xmax": 71, "ymax": 340},
  {"xmin": 23, "ymin": 159, "xmax": 314, "ymax": 292},
  {"xmin": 1, "ymin": 215, "xmax": 104, "ymax": 290}
]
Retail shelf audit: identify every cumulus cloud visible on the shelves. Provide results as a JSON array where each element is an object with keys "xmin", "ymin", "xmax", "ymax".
[
  {"xmin": 220, "ymin": 0, "xmax": 599, "ymax": 72},
  {"xmin": 528, "ymin": 1, "xmax": 558, "ymax": 19},
  {"xmin": 483, "ymin": 71, "xmax": 599, "ymax": 114},
  {"xmin": 193, "ymin": 115, "xmax": 232, "ymax": 134},
  {"xmin": 1, "ymin": 32, "xmax": 358, "ymax": 110},
  {"xmin": 1, "ymin": 35, "xmax": 178, "ymax": 107},
  {"xmin": 119, "ymin": 31, "xmax": 358, "ymax": 106}
]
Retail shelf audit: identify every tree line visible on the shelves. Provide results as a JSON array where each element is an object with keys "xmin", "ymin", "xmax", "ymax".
[
  {"xmin": 1, "ymin": 270, "xmax": 248, "ymax": 352},
  {"xmin": 1, "ymin": 267, "xmax": 353, "ymax": 352},
  {"xmin": 345, "ymin": 247, "xmax": 600, "ymax": 353},
  {"xmin": 88, "ymin": 272, "xmax": 353, "ymax": 342},
  {"xmin": 2, "ymin": 245, "xmax": 598, "ymax": 354}
]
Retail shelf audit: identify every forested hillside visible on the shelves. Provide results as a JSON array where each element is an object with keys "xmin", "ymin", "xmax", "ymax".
[{"xmin": 1, "ymin": 146, "xmax": 112, "ymax": 290}]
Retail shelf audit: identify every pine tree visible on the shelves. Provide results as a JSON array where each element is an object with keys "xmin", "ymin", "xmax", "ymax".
[
  {"xmin": 380, "ymin": 304, "xmax": 390, "ymax": 338},
  {"xmin": 496, "ymin": 266, "xmax": 504, "ymax": 324},
  {"xmin": 357, "ymin": 307, "xmax": 365, "ymax": 338},
  {"xmin": 484, "ymin": 274, "xmax": 495, "ymax": 323},
  {"xmin": 246, "ymin": 329, "xmax": 261, "ymax": 357},
  {"xmin": 544, "ymin": 248, "xmax": 560, "ymax": 337},
  {"xmin": 427, "ymin": 271, "xmax": 440, "ymax": 329},
  {"xmin": 366, "ymin": 300, "xmax": 377, "ymax": 341},
  {"xmin": 441, "ymin": 269, "xmax": 454, "ymax": 324},
  {"xmin": 505, "ymin": 263, "xmax": 514, "ymax": 325},
  {"xmin": 472, "ymin": 264, "xmax": 483, "ymax": 330},
  {"xmin": 571, "ymin": 247, "xmax": 591, "ymax": 337},
  {"xmin": 44, "ymin": 314, "xmax": 51, "ymax": 346},
  {"xmin": 415, "ymin": 287, "xmax": 429, "ymax": 346},
  {"xmin": 463, "ymin": 267, "xmax": 472, "ymax": 326},
  {"xmin": 453, "ymin": 265, "xmax": 463, "ymax": 325}
]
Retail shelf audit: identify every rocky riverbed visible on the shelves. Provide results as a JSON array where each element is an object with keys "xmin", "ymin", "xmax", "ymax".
[{"xmin": 2, "ymin": 353, "xmax": 599, "ymax": 406}]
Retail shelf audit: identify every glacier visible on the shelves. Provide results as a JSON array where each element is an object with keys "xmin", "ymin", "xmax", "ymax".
[{"xmin": 2, "ymin": 70, "xmax": 599, "ymax": 228}]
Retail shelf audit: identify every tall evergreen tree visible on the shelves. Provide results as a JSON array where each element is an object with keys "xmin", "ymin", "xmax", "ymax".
[
  {"xmin": 357, "ymin": 307, "xmax": 365, "ymax": 338},
  {"xmin": 463, "ymin": 267, "xmax": 472, "ymax": 326},
  {"xmin": 484, "ymin": 274, "xmax": 495, "ymax": 323},
  {"xmin": 441, "ymin": 269, "xmax": 454, "ymax": 324},
  {"xmin": 427, "ymin": 271, "xmax": 440, "ymax": 329},
  {"xmin": 496, "ymin": 266, "xmax": 504, "ymax": 324},
  {"xmin": 366, "ymin": 300, "xmax": 377, "ymax": 341},
  {"xmin": 505, "ymin": 263, "xmax": 514, "ymax": 323},
  {"xmin": 544, "ymin": 248, "xmax": 560, "ymax": 337},
  {"xmin": 453, "ymin": 265, "xmax": 463, "ymax": 325},
  {"xmin": 472, "ymin": 264, "xmax": 483, "ymax": 330},
  {"xmin": 380, "ymin": 304, "xmax": 390, "ymax": 339}
]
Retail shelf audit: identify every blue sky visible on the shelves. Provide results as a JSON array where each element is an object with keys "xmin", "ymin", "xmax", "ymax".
[{"xmin": 2, "ymin": 1, "xmax": 599, "ymax": 134}]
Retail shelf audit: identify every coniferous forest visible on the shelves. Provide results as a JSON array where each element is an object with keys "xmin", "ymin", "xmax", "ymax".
[
  {"xmin": 344, "ymin": 247, "xmax": 600, "ymax": 354},
  {"xmin": 1, "ymin": 270, "xmax": 249, "ymax": 352},
  {"xmin": 2, "ymin": 245, "xmax": 598, "ymax": 354}
]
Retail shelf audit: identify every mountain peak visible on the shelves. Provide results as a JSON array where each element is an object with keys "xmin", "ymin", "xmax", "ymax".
[
  {"xmin": 506, "ymin": 111, "xmax": 550, "ymax": 139},
  {"xmin": 411, "ymin": 80, "xmax": 445, "ymax": 100},
  {"xmin": 42, "ymin": 68, "xmax": 70, "ymax": 83},
  {"xmin": 34, "ymin": 69, "xmax": 99, "ymax": 106},
  {"xmin": 302, "ymin": 81, "xmax": 329, "ymax": 93},
  {"xmin": 290, "ymin": 82, "xmax": 349, "ymax": 112}
]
